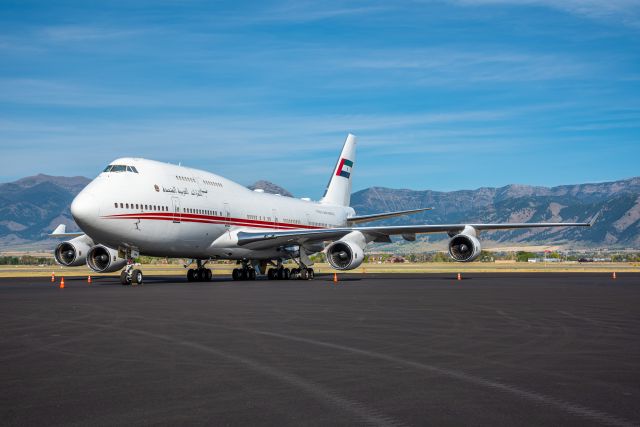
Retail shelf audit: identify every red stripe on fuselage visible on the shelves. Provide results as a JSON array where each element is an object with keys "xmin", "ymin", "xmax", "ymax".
[{"xmin": 101, "ymin": 212, "xmax": 327, "ymax": 230}]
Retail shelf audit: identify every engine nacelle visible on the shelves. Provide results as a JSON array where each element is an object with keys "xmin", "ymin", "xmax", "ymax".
[
  {"xmin": 326, "ymin": 240, "xmax": 365, "ymax": 270},
  {"xmin": 87, "ymin": 245, "xmax": 127, "ymax": 273},
  {"xmin": 448, "ymin": 233, "xmax": 482, "ymax": 262},
  {"xmin": 54, "ymin": 235, "xmax": 93, "ymax": 267}
]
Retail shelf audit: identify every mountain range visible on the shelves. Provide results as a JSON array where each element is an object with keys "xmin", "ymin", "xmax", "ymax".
[{"xmin": 1, "ymin": 174, "xmax": 638, "ymax": 251}]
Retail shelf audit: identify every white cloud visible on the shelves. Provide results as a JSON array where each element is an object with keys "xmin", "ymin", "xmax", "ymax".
[{"xmin": 449, "ymin": 0, "xmax": 640, "ymax": 27}]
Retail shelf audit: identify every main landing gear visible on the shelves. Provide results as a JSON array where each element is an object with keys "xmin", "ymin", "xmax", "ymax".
[
  {"xmin": 266, "ymin": 258, "xmax": 314, "ymax": 281},
  {"xmin": 187, "ymin": 259, "xmax": 213, "ymax": 282},
  {"xmin": 267, "ymin": 267, "xmax": 314, "ymax": 280},
  {"xmin": 232, "ymin": 260, "xmax": 257, "ymax": 281}
]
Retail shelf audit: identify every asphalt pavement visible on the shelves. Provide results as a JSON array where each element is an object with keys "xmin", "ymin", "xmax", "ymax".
[{"xmin": 1, "ymin": 273, "xmax": 639, "ymax": 426}]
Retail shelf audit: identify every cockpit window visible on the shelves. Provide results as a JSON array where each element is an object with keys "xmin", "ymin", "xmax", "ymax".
[{"xmin": 104, "ymin": 164, "xmax": 138, "ymax": 173}]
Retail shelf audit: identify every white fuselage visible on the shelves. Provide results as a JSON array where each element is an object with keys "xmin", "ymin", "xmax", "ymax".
[{"xmin": 71, "ymin": 157, "xmax": 354, "ymax": 260}]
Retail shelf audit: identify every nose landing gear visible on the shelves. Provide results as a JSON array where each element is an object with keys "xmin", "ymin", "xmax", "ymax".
[{"xmin": 120, "ymin": 254, "xmax": 143, "ymax": 286}]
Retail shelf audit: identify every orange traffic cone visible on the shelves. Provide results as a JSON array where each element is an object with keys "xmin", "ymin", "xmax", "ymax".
[
  {"xmin": 59, "ymin": 277, "xmax": 65, "ymax": 289},
  {"xmin": 612, "ymin": 272, "xmax": 617, "ymax": 280},
  {"xmin": 457, "ymin": 273, "xmax": 462, "ymax": 281},
  {"xmin": 333, "ymin": 272, "xmax": 338, "ymax": 283},
  {"xmin": 87, "ymin": 275, "xmax": 92, "ymax": 284},
  {"xmin": 51, "ymin": 272, "xmax": 55, "ymax": 282}
]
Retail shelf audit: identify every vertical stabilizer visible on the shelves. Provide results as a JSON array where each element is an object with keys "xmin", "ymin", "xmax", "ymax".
[{"xmin": 321, "ymin": 134, "xmax": 357, "ymax": 206}]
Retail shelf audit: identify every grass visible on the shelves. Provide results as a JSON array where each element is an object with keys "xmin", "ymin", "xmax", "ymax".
[{"xmin": 0, "ymin": 262, "xmax": 638, "ymax": 278}]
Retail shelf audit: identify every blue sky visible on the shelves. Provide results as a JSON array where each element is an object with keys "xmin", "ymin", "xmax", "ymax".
[{"xmin": 0, "ymin": 0, "xmax": 638, "ymax": 198}]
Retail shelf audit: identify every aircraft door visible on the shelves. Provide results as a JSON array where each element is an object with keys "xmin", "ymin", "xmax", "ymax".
[
  {"xmin": 224, "ymin": 202, "xmax": 231, "ymax": 228},
  {"xmin": 172, "ymin": 197, "xmax": 181, "ymax": 223}
]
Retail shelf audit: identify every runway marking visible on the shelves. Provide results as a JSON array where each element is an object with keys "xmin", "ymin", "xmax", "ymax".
[
  {"xmin": 62, "ymin": 320, "xmax": 405, "ymax": 427},
  {"xmin": 234, "ymin": 328, "xmax": 637, "ymax": 427}
]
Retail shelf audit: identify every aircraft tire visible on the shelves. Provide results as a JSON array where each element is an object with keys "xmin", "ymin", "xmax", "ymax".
[
  {"xmin": 187, "ymin": 269, "xmax": 194, "ymax": 282},
  {"xmin": 267, "ymin": 268, "xmax": 275, "ymax": 280},
  {"xmin": 248, "ymin": 269, "xmax": 256, "ymax": 280},
  {"xmin": 132, "ymin": 269, "xmax": 143, "ymax": 285},
  {"xmin": 232, "ymin": 268, "xmax": 240, "ymax": 281},
  {"xmin": 205, "ymin": 269, "xmax": 212, "ymax": 281},
  {"xmin": 283, "ymin": 268, "xmax": 290, "ymax": 280},
  {"xmin": 120, "ymin": 270, "xmax": 131, "ymax": 286},
  {"xmin": 308, "ymin": 268, "xmax": 314, "ymax": 280},
  {"xmin": 301, "ymin": 269, "xmax": 309, "ymax": 280}
]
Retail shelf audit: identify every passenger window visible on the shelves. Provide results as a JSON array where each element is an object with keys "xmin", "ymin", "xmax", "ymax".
[
  {"xmin": 120, "ymin": 203, "xmax": 123, "ymax": 208},
  {"xmin": 135, "ymin": 204, "xmax": 139, "ymax": 209},
  {"xmin": 114, "ymin": 203, "xmax": 117, "ymax": 208},
  {"xmin": 126, "ymin": 203, "xmax": 129, "ymax": 208}
]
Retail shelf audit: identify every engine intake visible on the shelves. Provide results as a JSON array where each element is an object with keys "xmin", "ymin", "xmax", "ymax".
[
  {"xmin": 326, "ymin": 240, "xmax": 364, "ymax": 270},
  {"xmin": 448, "ymin": 234, "xmax": 482, "ymax": 262},
  {"xmin": 54, "ymin": 235, "xmax": 93, "ymax": 267},
  {"xmin": 87, "ymin": 245, "xmax": 127, "ymax": 273}
]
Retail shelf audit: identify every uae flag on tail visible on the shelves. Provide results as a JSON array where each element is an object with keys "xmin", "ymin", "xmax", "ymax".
[{"xmin": 336, "ymin": 158, "xmax": 353, "ymax": 178}]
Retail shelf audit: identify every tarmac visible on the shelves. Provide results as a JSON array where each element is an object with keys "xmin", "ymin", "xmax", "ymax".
[{"xmin": 1, "ymin": 273, "xmax": 639, "ymax": 426}]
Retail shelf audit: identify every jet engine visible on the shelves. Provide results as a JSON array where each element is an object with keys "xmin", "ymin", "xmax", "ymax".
[
  {"xmin": 54, "ymin": 235, "xmax": 93, "ymax": 267},
  {"xmin": 87, "ymin": 245, "xmax": 127, "ymax": 273},
  {"xmin": 326, "ymin": 240, "xmax": 365, "ymax": 270},
  {"xmin": 448, "ymin": 233, "xmax": 482, "ymax": 262}
]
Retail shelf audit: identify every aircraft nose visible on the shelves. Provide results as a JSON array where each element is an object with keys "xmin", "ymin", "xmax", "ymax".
[{"xmin": 70, "ymin": 190, "xmax": 98, "ymax": 229}]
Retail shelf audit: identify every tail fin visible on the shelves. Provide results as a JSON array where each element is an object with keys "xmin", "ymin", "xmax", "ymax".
[{"xmin": 321, "ymin": 133, "xmax": 357, "ymax": 206}]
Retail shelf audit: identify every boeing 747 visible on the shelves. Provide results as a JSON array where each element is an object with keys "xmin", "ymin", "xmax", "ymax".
[{"xmin": 52, "ymin": 134, "xmax": 597, "ymax": 284}]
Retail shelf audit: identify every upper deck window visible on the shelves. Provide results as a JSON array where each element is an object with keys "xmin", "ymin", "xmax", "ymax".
[{"xmin": 103, "ymin": 164, "xmax": 139, "ymax": 173}]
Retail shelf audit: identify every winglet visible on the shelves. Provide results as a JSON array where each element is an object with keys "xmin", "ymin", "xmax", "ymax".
[{"xmin": 588, "ymin": 212, "xmax": 600, "ymax": 227}]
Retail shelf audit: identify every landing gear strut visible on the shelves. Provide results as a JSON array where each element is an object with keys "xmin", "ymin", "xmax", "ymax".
[{"xmin": 187, "ymin": 259, "xmax": 213, "ymax": 282}]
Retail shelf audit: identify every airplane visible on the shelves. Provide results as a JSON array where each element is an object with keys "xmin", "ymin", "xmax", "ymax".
[{"xmin": 51, "ymin": 134, "xmax": 598, "ymax": 285}]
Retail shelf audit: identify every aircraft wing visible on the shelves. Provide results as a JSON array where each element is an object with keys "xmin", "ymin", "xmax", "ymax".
[
  {"xmin": 347, "ymin": 207, "xmax": 433, "ymax": 224},
  {"xmin": 236, "ymin": 214, "xmax": 598, "ymax": 250},
  {"xmin": 49, "ymin": 224, "xmax": 84, "ymax": 238}
]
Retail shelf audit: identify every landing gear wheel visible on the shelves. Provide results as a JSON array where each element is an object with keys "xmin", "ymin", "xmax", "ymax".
[
  {"xmin": 248, "ymin": 269, "xmax": 256, "ymax": 280},
  {"xmin": 205, "ymin": 268, "xmax": 212, "ymax": 281},
  {"xmin": 301, "ymin": 269, "xmax": 310, "ymax": 280},
  {"xmin": 120, "ymin": 270, "xmax": 131, "ymax": 286},
  {"xmin": 132, "ymin": 269, "xmax": 143, "ymax": 285},
  {"xmin": 187, "ymin": 269, "xmax": 195, "ymax": 282},
  {"xmin": 267, "ymin": 269, "xmax": 275, "ymax": 280},
  {"xmin": 307, "ymin": 268, "xmax": 314, "ymax": 280},
  {"xmin": 232, "ymin": 268, "xmax": 241, "ymax": 281},
  {"xmin": 283, "ymin": 268, "xmax": 290, "ymax": 280}
]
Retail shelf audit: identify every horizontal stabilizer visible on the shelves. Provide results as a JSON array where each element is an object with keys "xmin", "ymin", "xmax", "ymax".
[
  {"xmin": 49, "ymin": 224, "xmax": 84, "ymax": 238},
  {"xmin": 347, "ymin": 207, "xmax": 433, "ymax": 224}
]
